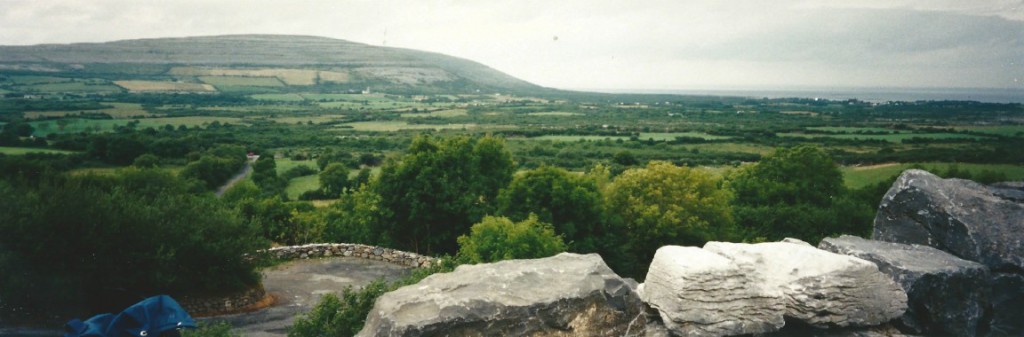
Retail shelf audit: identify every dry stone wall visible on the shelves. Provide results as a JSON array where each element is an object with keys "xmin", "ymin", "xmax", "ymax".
[{"xmin": 267, "ymin": 243, "xmax": 439, "ymax": 268}]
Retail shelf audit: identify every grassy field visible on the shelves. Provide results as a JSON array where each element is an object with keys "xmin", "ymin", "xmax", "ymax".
[
  {"xmin": 806, "ymin": 126, "xmax": 896, "ymax": 133},
  {"xmin": 527, "ymin": 112, "xmax": 584, "ymax": 116},
  {"xmin": 270, "ymin": 115, "xmax": 347, "ymax": 125},
  {"xmin": 954, "ymin": 125, "xmax": 1024, "ymax": 137},
  {"xmin": 25, "ymin": 103, "xmax": 157, "ymax": 119},
  {"xmin": 534, "ymin": 132, "xmax": 729, "ymax": 142},
  {"xmin": 7, "ymin": 75, "xmax": 72, "ymax": 85},
  {"xmin": 842, "ymin": 163, "xmax": 1024, "ymax": 189},
  {"xmin": 198, "ymin": 76, "xmax": 285, "ymax": 87},
  {"xmin": 339, "ymin": 121, "xmax": 492, "ymax": 132},
  {"xmin": 30, "ymin": 116, "xmax": 248, "ymax": 135},
  {"xmin": 276, "ymin": 158, "xmax": 318, "ymax": 175},
  {"xmin": 252, "ymin": 93, "xmax": 305, "ymax": 101},
  {"xmin": 778, "ymin": 132, "xmax": 987, "ymax": 142},
  {"xmin": 0, "ymin": 146, "xmax": 76, "ymax": 155},
  {"xmin": 114, "ymin": 80, "xmax": 215, "ymax": 93},
  {"xmin": 400, "ymin": 109, "xmax": 468, "ymax": 118},
  {"xmin": 22, "ymin": 82, "xmax": 123, "ymax": 93},
  {"xmin": 286, "ymin": 175, "xmax": 320, "ymax": 200}
]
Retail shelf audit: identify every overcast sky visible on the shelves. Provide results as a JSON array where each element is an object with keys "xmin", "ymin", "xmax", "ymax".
[{"xmin": 1, "ymin": 0, "xmax": 1022, "ymax": 91}]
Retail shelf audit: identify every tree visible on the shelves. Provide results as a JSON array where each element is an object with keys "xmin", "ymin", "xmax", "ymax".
[
  {"xmin": 605, "ymin": 161, "xmax": 734, "ymax": 278},
  {"xmin": 728, "ymin": 145, "xmax": 872, "ymax": 243},
  {"xmin": 456, "ymin": 215, "xmax": 567, "ymax": 264},
  {"xmin": 319, "ymin": 163, "xmax": 351, "ymax": 198},
  {"xmin": 373, "ymin": 135, "xmax": 514, "ymax": 254},
  {"xmin": 132, "ymin": 153, "xmax": 160, "ymax": 168},
  {"xmin": 496, "ymin": 166, "xmax": 604, "ymax": 252}
]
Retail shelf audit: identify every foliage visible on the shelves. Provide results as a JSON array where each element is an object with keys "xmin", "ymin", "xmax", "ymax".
[
  {"xmin": 456, "ymin": 215, "xmax": 567, "ymax": 264},
  {"xmin": 319, "ymin": 162, "xmax": 351, "ymax": 198},
  {"xmin": 288, "ymin": 259, "xmax": 457, "ymax": 337},
  {"xmin": 132, "ymin": 153, "xmax": 160, "ymax": 168},
  {"xmin": 320, "ymin": 185, "xmax": 388, "ymax": 245},
  {"xmin": 496, "ymin": 166, "xmax": 604, "ymax": 252},
  {"xmin": 183, "ymin": 322, "xmax": 239, "ymax": 337},
  {"xmin": 372, "ymin": 135, "xmax": 514, "ymax": 254},
  {"xmin": 0, "ymin": 169, "xmax": 266, "ymax": 321},
  {"xmin": 605, "ymin": 161, "xmax": 735, "ymax": 278},
  {"xmin": 729, "ymin": 145, "xmax": 873, "ymax": 243},
  {"xmin": 180, "ymin": 145, "xmax": 247, "ymax": 190}
]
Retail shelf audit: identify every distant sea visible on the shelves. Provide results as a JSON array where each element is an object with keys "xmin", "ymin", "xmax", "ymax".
[{"xmin": 596, "ymin": 87, "xmax": 1024, "ymax": 104}]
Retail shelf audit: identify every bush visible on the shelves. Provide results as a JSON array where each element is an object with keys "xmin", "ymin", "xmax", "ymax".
[
  {"xmin": 0, "ymin": 169, "xmax": 266, "ymax": 321},
  {"xmin": 289, "ymin": 260, "xmax": 456, "ymax": 337},
  {"xmin": 456, "ymin": 215, "xmax": 568, "ymax": 264},
  {"xmin": 183, "ymin": 322, "xmax": 238, "ymax": 337}
]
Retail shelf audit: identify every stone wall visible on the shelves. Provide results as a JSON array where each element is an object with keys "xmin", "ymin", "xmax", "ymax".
[
  {"xmin": 178, "ymin": 286, "xmax": 267, "ymax": 317},
  {"xmin": 184, "ymin": 243, "xmax": 434, "ymax": 317},
  {"xmin": 267, "ymin": 243, "xmax": 439, "ymax": 268}
]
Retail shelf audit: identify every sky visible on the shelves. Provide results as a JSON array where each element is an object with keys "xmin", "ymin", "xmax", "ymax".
[{"xmin": 1, "ymin": 0, "xmax": 1022, "ymax": 92}]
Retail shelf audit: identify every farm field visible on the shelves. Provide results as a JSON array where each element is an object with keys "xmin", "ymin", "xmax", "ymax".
[
  {"xmin": 777, "ymin": 132, "xmax": 987, "ymax": 142},
  {"xmin": 25, "ymin": 103, "xmax": 156, "ymax": 119},
  {"xmin": 29, "ymin": 116, "xmax": 248, "ymax": 135},
  {"xmin": 400, "ymin": 109, "xmax": 468, "ymax": 118},
  {"xmin": 841, "ymin": 162, "xmax": 1024, "ymax": 189},
  {"xmin": 269, "ymin": 115, "xmax": 346, "ymax": 125},
  {"xmin": 0, "ymin": 146, "xmax": 76, "ymax": 155},
  {"xmin": 527, "ymin": 112, "xmax": 584, "ymax": 116},
  {"xmin": 198, "ymin": 76, "xmax": 285, "ymax": 87},
  {"xmin": 114, "ymin": 80, "xmax": 216, "ymax": 93},
  {"xmin": 286, "ymin": 175, "xmax": 319, "ymax": 200},
  {"xmin": 806, "ymin": 126, "xmax": 896, "ymax": 133},
  {"xmin": 954, "ymin": 125, "xmax": 1024, "ymax": 137},
  {"xmin": 21, "ymin": 82, "xmax": 123, "ymax": 93},
  {"xmin": 276, "ymin": 158, "xmax": 318, "ymax": 175},
  {"xmin": 339, "ymin": 121, "xmax": 498, "ymax": 132},
  {"xmin": 533, "ymin": 132, "xmax": 730, "ymax": 142}
]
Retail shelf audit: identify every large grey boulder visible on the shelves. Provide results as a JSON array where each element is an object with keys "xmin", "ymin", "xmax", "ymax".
[
  {"xmin": 641, "ymin": 246, "xmax": 785, "ymax": 336},
  {"xmin": 989, "ymin": 272, "xmax": 1024, "ymax": 336},
  {"xmin": 872, "ymin": 169, "xmax": 1024, "ymax": 271},
  {"xmin": 704, "ymin": 241, "xmax": 907, "ymax": 328},
  {"xmin": 820, "ymin": 235, "xmax": 990, "ymax": 336},
  {"xmin": 356, "ymin": 253, "xmax": 646, "ymax": 337}
]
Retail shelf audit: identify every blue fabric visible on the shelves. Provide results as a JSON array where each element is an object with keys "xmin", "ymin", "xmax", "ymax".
[{"xmin": 64, "ymin": 295, "xmax": 196, "ymax": 337}]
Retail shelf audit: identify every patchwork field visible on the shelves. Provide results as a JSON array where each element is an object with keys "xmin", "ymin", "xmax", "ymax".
[
  {"xmin": 114, "ymin": 80, "xmax": 216, "ymax": 93},
  {"xmin": 198, "ymin": 76, "xmax": 285, "ymax": 87},
  {"xmin": 533, "ymin": 132, "xmax": 730, "ymax": 142},
  {"xmin": 400, "ymin": 109, "xmax": 468, "ymax": 118},
  {"xmin": 778, "ymin": 132, "xmax": 987, "ymax": 142},
  {"xmin": 338, "ymin": 121, "xmax": 508, "ymax": 132},
  {"xmin": 0, "ymin": 146, "xmax": 76, "ymax": 155},
  {"xmin": 29, "ymin": 116, "xmax": 248, "ymax": 135},
  {"xmin": 25, "ymin": 103, "xmax": 157, "ymax": 120},
  {"xmin": 841, "ymin": 162, "xmax": 1024, "ymax": 189},
  {"xmin": 21, "ymin": 82, "xmax": 123, "ymax": 93}
]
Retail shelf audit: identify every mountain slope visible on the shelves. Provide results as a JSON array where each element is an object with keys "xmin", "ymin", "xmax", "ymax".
[{"xmin": 0, "ymin": 35, "xmax": 542, "ymax": 93}]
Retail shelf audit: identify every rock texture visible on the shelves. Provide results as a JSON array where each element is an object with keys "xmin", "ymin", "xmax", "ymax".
[
  {"xmin": 356, "ymin": 253, "xmax": 645, "ymax": 337},
  {"xmin": 704, "ymin": 241, "xmax": 908, "ymax": 328},
  {"xmin": 872, "ymin": 169, "xmax": 1024, "ymax": 271},
  {"xmin": 989, "ymin": 272, "xmax": 1024, "ymax": 336},
  {"xmin": 641, "ymin": 246, "xmax": 785, "ymax": 336},
  {"xmin": 820, "ymin": 235, "xmax": 990, "ymax": 336}
]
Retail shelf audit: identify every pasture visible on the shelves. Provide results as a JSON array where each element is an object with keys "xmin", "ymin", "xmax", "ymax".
[
  {"xmin": 339, "ymin": 121, "xmax": 487, "ymax": 132},
  {"xmin": 25, "ymin": 103, "xmax": 156, "ymax": 119},
  {"xmin": 198, "ymin": 76, "xmax": 285, "ymax": 87},
  {"xmin": 777, "ymin": 132, "xmax": 987, "ymax": 142},
  {"xmin": 0, "ymin": 146, "xmax": 76, "ymax": 155},
  {"xmin": 533, "ymin": 132, "xmax": 730, "ymax": 142},
  {"xmin": 841, "ymin": 162, "xmax": 1024, "ymax": 189},
  {"xmin": 114, "ymin": 80, "xmax": 215, "ymax": 93},
  {"xmin": 400, "ymin": 109, "xmax": 468, "ymax": 118},
  {"xmin": 29, "ymin": 116, "xmax": 248, "ymax": 135}
]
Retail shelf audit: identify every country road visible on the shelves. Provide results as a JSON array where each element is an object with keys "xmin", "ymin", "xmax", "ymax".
[{"xmin": 215, "ymin": 161, "xmax": 254, "ymax": 197}]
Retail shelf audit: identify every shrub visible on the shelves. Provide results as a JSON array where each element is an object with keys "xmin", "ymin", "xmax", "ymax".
[{"xmin": 456, "ymin": 215, "xmax": 567, "ymax": 264}]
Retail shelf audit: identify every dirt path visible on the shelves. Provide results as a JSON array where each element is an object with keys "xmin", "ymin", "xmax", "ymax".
[
  {"xmin": 200, "ymin": 258, "xmax": 411, "ymax": 337},
  {"xmin": 215, "ymin": 162, "xmax": 254, "ymax": 197}
]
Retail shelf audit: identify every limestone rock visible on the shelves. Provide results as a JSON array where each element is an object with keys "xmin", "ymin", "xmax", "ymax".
[
  {"xmin": 356, "ymin": 253, "xmax": 646, "ymax": 337},
  {"xmin": 704, "ymin": 241, "xmax": 908, "ymax": 328},
  {"xmin": 641, "ymin": 246, "xmax": 785, "ymax": 337},
  {"xmin": 872, "ymin": 170, "xmax": 1024, "ymax": 271},
  {"xmin": 989, "ymin": 272, "xmax": 1024, "ymax": 336},
  {"xmin": 820, "ymin": 235, "xmax": 990, "ymax": 336}
]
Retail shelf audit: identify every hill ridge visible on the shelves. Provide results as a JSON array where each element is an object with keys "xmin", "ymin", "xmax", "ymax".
[{"xmin": 0, "ymin": 34, "xmax": 542, "ymax": 93}]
